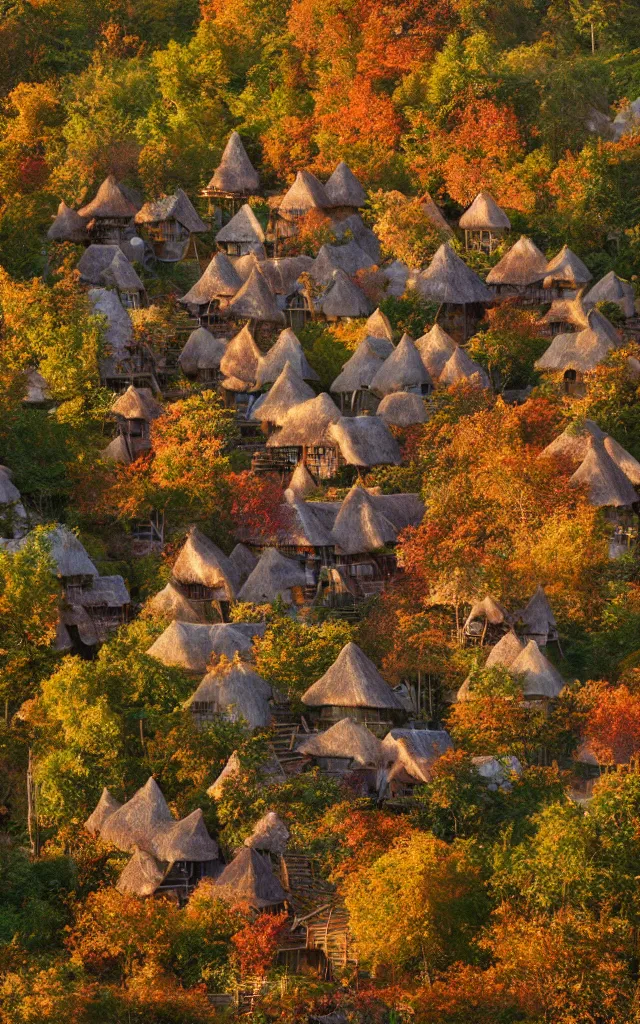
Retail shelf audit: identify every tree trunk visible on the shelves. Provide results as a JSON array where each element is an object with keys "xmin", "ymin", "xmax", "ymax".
[{"xmin": 591, "ymin": 21, "xmax": 595, "ymax": 54}]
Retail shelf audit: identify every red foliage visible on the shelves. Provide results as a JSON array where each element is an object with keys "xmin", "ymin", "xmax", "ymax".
[
  {"xmin": 583, "ymin": 682, "xmax": 640, "ymax": 766},
  {"xmin": 228, "ymin": 470, "xmax": 288, "ymax": 539},
  {"xmin": 231, "ymin": 911, "xmax": 288, "ymax": 976}
]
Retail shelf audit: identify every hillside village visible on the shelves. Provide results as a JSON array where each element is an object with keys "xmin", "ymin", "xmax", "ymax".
[{"xmin": 4, "ymin": 2, "xmax": 640, "ymax": 1022}]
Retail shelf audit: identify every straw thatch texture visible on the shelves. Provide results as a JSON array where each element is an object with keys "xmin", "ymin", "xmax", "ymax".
[
  {"xmin": 381, "ymin": 259, "xmax": 411, "ymax": 297},
  {"xmin": 465, "ymin": 596, "xmax": 508, "ymax": 628},
  {"xmin": 207, "ymin": 748, "xmax": 284, "ymax": 800},
  {"xmin": 152, "ymin": 808, "xmax": 218, "ymax": 861},
  {"xmin": 542, "ymin": 421, "xmax": 640, "ymax": 485},
  {"xmin": 111, "ymin": 385, "xmax": 164, "ymax": 422},
  {"xmin": 226, "ymin": 266, "xmax": 285, "ymax": 324},
  {"xmin": 237, "ymin": 547, "xmax": 307, "ymax": 604},
  {"xmin": 297, "ymin": 717, "xmax": 384, "ymax": 765},
  {"xmin": 215, "ymin": 847, "xmax": 286, "ymax": 908},
  {"xmin": 456, "ymin": 631, "xmax": 526, "ymax": 701},
  {"xmin": 77, "ymin": 244, "xmax": 121, "ymax": 285},
  {"xmin": 439, "ymin": 346, "xmax": 490, "ymax": 388},
  {"xmin": 260, "ymin": 255, "xmax": 313, "ymax": 296},
  {"xmin": 216, "ymin": 203, "xmax": 264, "ymax": 246},
  {"xmin": 415, "ymin": 243, "xmax": 491, "ymax": 304},
  {"xmin": 279, "ymin": 170, "xmax": 330, "ymax": 218},
  {"xmin": 605, "ymin": 436, "xmax": 640, "ymax": 486},
  {"xmin": 365, "ymin": 308, "xmax": 394, "ymax": 341},
  {"xmin": 510, "ymin": 639, "xmax": 564, "ymax": 699},
  {"xmin": 74, "ymin": 575, "xmax": 129, "ymax": 609},
  {"xmin": 486, "ymin": 236, "xmax": 548, "ymax": 286},
  {"xmin": 330, "ymin": 483, "xmax": 398, "ymax": 555},
  {"xmin": 233, "ymin": 250, "xmax": 264, "ymax": 283},
  {"xmin": 145, "ymin": 582, "xmax": 205, "ymax": 624},
  {"xmin": 324, "ymin": 161, "xmax": 366, "ymax": 208},
  {"xmin": 217, "ymin": 323, "xmax": 261, "ymax": 388},
  {"xmin": 178, "ymin": 327, "xmax": 227, "ymax": 375},
  {"xmin": 117, "ymin": 849, "xmax": 167, "ymax": 896},
  {"xmin": 287, "ymin": 461, "xmax": 317, "ymax": 498},
  {"xmin": 370, "ymin": 333, "xmax": 431, "ymax": 397},
  {"xmin": 244, "ymin": 811, "xmax": 290, "ymax": 854},
  {"xmin": 415, "ymin": 323, "xmax": 457, "ymax": 379},
  {"xmin": 459, "ymin": 191, "xmax": 511, "ymax": 230},
  {"xmin": 147, "ymin": 621, "xmax": 257, "ymax": 671},
  {"xmin": 47, "ymin": 201, "xmax": 88, "ymax": 242},
  {"xmin": 46, "ymin": 526, "xmax": 98, "ymax": 578},
  {"xmin": 135, "ymin": 189, "xmax": 207, "ymax": 233},
  {"xmin": 516, "ymin": 586, "xmax": 557, "ymax": 645},
  {"xmin": 569, "ymin": 437, "xmax": 638, "ymax": 507},
  {"xmin": 382, "ymin": 729, "xmax": 453, "ymax": 784},
  {"xmin": 24, "ymin": 368, "xmax": 52, "ymax": 405},
  {"xmin": 79, "ymin": 175, "xmax": 138, "ymax": 220},
  {"xmin": 302, "ymin": 642, "xmax": 404, "ymax": 710},
  {"xmin": 317, "ymin": 270, "xmax": 372, "ymax": 319},
  {"xmin": 328, "ymin": 416, "xmax": 402, "ymax": 468},
  {"xmin": 85, "ymin": 788, "xmax": 122, "ymax": 834},
  {"xmin": 332, "ymin": 214, "xmax": 381, "ymax": 261},
  {"xmin": 208, "ymin": 132, "xmax": 260, "ymax": 194},
  {"xmin": 250, "ymin": 362, "xmax": 315, "ymax": 425},
  {"xmin": 100, "ymin": 778, "xmax": 174, "ymax": 852},
  {"xmin": 330, "ymin": 339, "xmax": 384, "ymax": 394},
  {"xmin": 281, "ymin": 495, "xmax": 334, "ymax": 548},
  {"xmin": 543, "ymin": 245, "xmax": 592, "ymax": 289},
  {"xmin": 367, "ymin": 334, "xmax": 395, "ymax": 358},
  {"xmin": 172, "ymin": 527, "xmax": 239, "ymax": 598},
  {"xmin": 101, "ymin": 434, "xmax": 132, "ymax": 464},
  {"xmin": 89, "ymin": 287, "xmax": 133, "ymax": 358},
  {"xmin": 101, "ymin": 250, "xmax": 145, "ymax": 293},
  {"xmin": 538, "ymin": 292, "xmax": 589, "ymax": 330},
  {"xmin": 255, "ymin": 328, "xmax": 319, "ymax": 387},
  {"xmin": 419, "ymin": 192, "xmax": 453, "ymax": 235},
  {"xmin": 584, "ymin": 271, "xmax": 636, "ymax": 318},
  {"xmin": 310, "ymin": 242, "xmax": 375, "ymax": 286},
  {"xmin": 377, "ymin": 391, "xmax": 428, "ymax": 427},
  {"xmin": 228, "ymin": 543, "xmax": 258, "ymax": 586},
  {"xmin": 190, "ymin": 661, "xmax": 272, "ymax": 730},
  {"xmin": 180, "ymin": 252, "xmax": 242, "ymax": 305},
  {"xmin": 535, "ymin": 311, "xmax": 619, "ymax": 373},
  {"xmin": 266, "ymin": 392, "xmax": 341, "ymax": 448}
]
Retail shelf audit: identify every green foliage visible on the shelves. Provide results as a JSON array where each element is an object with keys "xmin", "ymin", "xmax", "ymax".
[
  {"xmin": 298, "ymin": 321, "xmax": 350, "ymax": 394},
  {"xmin": 379, "ymin": 292, "xmax": 438, "ymax": 340},
  {"xmin": 0, "ymin": 845, "xmax": 76, "ymax": 950},
  {"xmin": 253, "ymin": 615, "xmax": 354, "ymax": 703}
]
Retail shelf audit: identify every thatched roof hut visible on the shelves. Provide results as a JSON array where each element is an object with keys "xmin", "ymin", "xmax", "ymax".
[
  {"xmin": 330, "ymin": 339, "xmax": 385, "ymax": 395},
  {"xmin": 111, "ymin": 385, "xmax": 164, "ymax": 423},
  {"xmin": 297, "ymin": 717, "xmax": 384, "ymax": 766},
  {"xmin": 330, "ymin": 483, "xmax": 398, "ymax": 555},
  {"xmin": 89, "ymin": 287, "xmax": 133, "ymax": 360},
  {"xmin": 279, "ymin": 170, "xmax": 330, "ymax": 219},
  {"xmin": 226, "ymin": 266, "xmax": 285, "ymax": 324},
  {"xmin": 116, "ymin": 849, "xmax": 167, "ymax": 896},
  {"xmin": 207, "ymin": 748, "xmax": 285, "ymax": 801},
  {"xmin": 152, "ymin": 808, "xmax": 219, "ymax": 862},
  {"xmin": 538, "ymin": 292, "xmax": 589, "ymax": 332},
  {"xmin": 189, "ymin": 660, "xmax": 272, "ymax": 730},
  {"xmin": 370, "ymin": 333, "xmax": 431, "ymax": 397},
  {"xmin": 464, "ymin": 596, "xmax": 508, "ymax": 630},
  {"xmin": 415, "ymin": 323, "xmax": 457, "ymax": 379},
  {"xmin": 250, "ymin": 362, "xmax": 316, "ymax": 425},
  {"xmin": 317, "ymin": 270, "xmax": 372, "ymax": 320},
  {"xmin": 255, "ymin": 328, "xmax": 319, "ymax": 387},
  {"xmin": 324, "ymin": 161, "xmax": 366, "ymax": 210},
  {"xmin": 47, "ymin": 201, "xmax": 88, "ymax": 243},
  {"xmin": 100, "ymin": 777, "xmax": 174, "ymax": 852},
  {"xmin": 228, "ymin": 543, "xmax": 258, "ymax": 586},
  {"xmin": 287, "ymin": 461, "xmax": 317, "ymax": 498},
  {"xmin": 145, "ymin": 581, "xmax": 205, "ymax": 624},
  {"xmin": 328, "ymin": 416, "xmax": 402, "ymax": 468},
  {"xmin": 456, "ymin": 630, "xmax": 525, "ymax": 701},
  {"xmin": 584, "ymin": 271, "xmax": 636, "ymax": 319},
  {"xmin": 178, "ymin": 327, "xmax": 227, "ymax": 377},
  {"xmin": 85, "ymin": 787, "xmax": 122, "ymax": 834},
  {"xmin": 543, "ymin": 245, "xmax": 592, "ymax": 290},
  {"xmin": 100, "ymin": 250, "xmax": 145, "ymax": 296},
  {"xmin": 135, "ymin": 189, "xmax": 207, "ymax": 234},
  {"xmin": 535, "ymin": 310, "xmax": 620, "ymax": 374},
  {"xmin": 542, "ymin": 420, "xmax": 640, "ymax": 485},
  {"xmin": 365, "ymin": 307, "xmax": 394, "ymax": 341},
  {"xmin": 510, "ymin": 639, "xmax": 564, "ymax": 699},
  {"xmin": 101, "ymin": 434, "xmax": 132, "ymax": 464},
  {"xmin": 382, "ymin": 729, "xmax": 453, "ymax": 784},
  {"xmin": 180, "ymin": 252, "xmax": 242, "ymax": 306},
  {"xmin": 332, "ymin": 213, "xmax": 381, "ymax": 261},
  {"xmin": 302, "ymin": 642, "xmax": 405, "ymax": 710},
  {"xmin": 215, "ymin": 846, "xmax": 286, "ymax": 909},
  {"xmin": 414, "ymin": 243, "xmax": 491, "ymax": 304},
  {"xmin": 237, "ymin": 547, "xmax": 307, "ymax": 604},
  {"xmin": 439, "ymin": 346, "xmax": 490, "ymax": 387},
  {"xmin": 516, "ymin": 586, "xmax": 557, "ymax": 646},
  {"xmin": 260, "ymin": 255, "xmax": 313, "ymax": 297},
  {"xmin": 146, "ymin": 621, "xmax": 258, "ymax": 672},
  {"xmin": 46, "ymin": 526, "xmax": 98, "ymax": 579},
  {"xmin": 569, "ymin": 436, "xmax": 639, "ymax": 508},
  {"xmin": 419, "ymin": 192, "xmax": 452, "ymax": 235},
  {"xmin": 234, "ymin": 250, "xmax": 264, "ymax": 282},
  {"xmin": 77, "ymin": 244, "xmax": 121, "ymax": 285},
  {"xmin": 486, "ymin": 236, "xmax": 548, "ymax": 287},
  {"xmin": 266, "ymin": 392, "xmax": 341, "ymax": 448},
  {"xmin": 207, "ymin": 132, "xmax": 260, "ymax": 195},
  {"xmin": 219, "ymin": 323, "xmax": 262, "ymax": 388},
  {"xmin": 310, "ymin": 241, "xmax": 375, "ymax": 286},
  {"xmin": 244, "ymin": 811, "xmax": 290, "ymax": 855},
  {"xmin": 216, "ymin": 203, "xmax": 265, "ymax": 247},
  {"xmin": 78, "ymin": 175, "xmax": 138, "ymax": 221},
  {"xmin": 172, "ymin": 526, "xmax": 239, "ymax": 600},
  {"xmin": 459, "ymin": 191, "xmax": 510, "ymax": 231},
  {"xmin": 377, "ymin": 390, "xmax": 428, "ymax": 427}
]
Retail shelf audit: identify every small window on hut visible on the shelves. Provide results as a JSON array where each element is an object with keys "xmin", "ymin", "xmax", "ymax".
[{"xmin": 564, "ymin": 369, "xmax": 577, "ymax": 394}]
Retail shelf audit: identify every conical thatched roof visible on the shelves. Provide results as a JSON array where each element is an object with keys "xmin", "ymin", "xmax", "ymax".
[
  {"xmin": 377, "ymin": 390, "xmax": 428, "ymax": 427},
  {"xmin": 310, "ymin": 241, "xmax": 375, "ymax": 286},
  {"xmin": 604, "ymin": 436, "xmax": 640, "ymax": 486},
  {"xmin": 542, "ymin": 420, "xmax": 640, "ymax": 485},
  {"xmin": 415, "ymin": 243, "xmax": 491, "ymax": 304},
  {"xmin": 459, "ymin": 191, "xmax": 511, "ymax": 231},
  {"xmin": 367, "ymin": 334, "xmax": 395, "ymax": 358},
  {"xmin": 569, "ymin": 437, "xmax": 638, "ymax": 508},
  {"xmin": 216, "ymin": 203, "xmax": 265, "ymax": 245},
  {"xmin": 89, "ymin": 287, "xmax": 133, "ymax": 357},
  {"xmin": 178, "ymin": 327, "xmax": 227, "ymax": 375},
  {"xmin": 328, "ymin": 416, "xmax": 402, "ymax": 468},
  {"xmin": 47, "ymin": 201, "xmax": 88, "ymax": 242},
  {"xmin": 279, "ymin": 170, "xmax": 330, "ymax": 218},
  {"xmin": 365, "ymin": 308, "xmax": 393, "ymax": 341},
  {"xmin": 288, "ymin": 461, "xmax": 317, "ymax": 498},
  {"xmin": 516, "ymin": 586, "xmax": 557, "ymax": 644},
  {"xmin": 219, "ymin": 323, "xmax": 261, "ymax": 387},
  {"xmin": 317, "ymin": 270, "xmax": 372, "ymax": 319},
  {"xmin": 255, "ymin": 328, "xmax": 319, "ymax": 387},
  {"xmin": 100, "ymin": 778, "xmax": 174, "ymax": 852},
  {"xmin": 215, "ymin": 846, "xmax": 286, "ymax": 908},
  {"xmin": 79, "ymin": 175, "xmax": 138, "ymax": 220},
  {"xmin": 77, "ymin": 244, "xmax": 121, "ymax": 285},
  {"xmin": 382, "ymin": 259, "xmax": 411, "ymax": 297},
  {"xmin": 180, "ymin": 252, "xmax": 242, "ymax": 305},
  {"xmin": 228, "ymin": 543, "xmax": 258, "ymax": 586},
  {"xmin": 250, "ymin": 362, "xmax": 315, "ymax": 425},
  {"xmin": 190, "ymin": 661, "xmax": 272, "ymax": 730},
  {"xmin": 111, "ymin": 385, "xmax": 164, "ymax": 422},
  {"xmin": 324, "ymin": 161, "xmax": 366, "ymax": 208},
  {"xmin": 233, "ymin": 250, "xmax": 264, "ymax": 282},
  {"xmin": 46, "ymin": 526, "xmax": 98, "ymax": 578},
  {"xmin": 330, "ymin": 339, "xmax": 384, "ymax": 394},
  {"xmin": 145, "ymin": 581, "xmax": 205, "ymax": 624},
  {"xmin": 415, "ymin": 323, "xmax": 457, "ymax": 379},
  {"xmin": 101, "ymin": 250, "xmax": 145, "ymax": 293},
  {"xmin": 298, "ymin": 717, "xmax": 384, "ymax": 765},
  {"xmin": 280, "ymin": 493, "xmax": 335, "ymax": 548},
  {"xmin": 135, "ymin": 189, "xmax": 207, "ymax": 233},
  {"xmin": 333, "ymin": 213, "xmax": 381, "ymax": 261},
  {"xmin": 267, "ymin": 392, "xmax": 341, "ymax": 447},
  {"xmin": 117, "ymin": 849, "xmax": 167, "ymax": 896},
  {"xmin": 206, "ymin": 746, "xmax": 284, "ymax": 800},
  {"xmin": 456, "ymin": 630, "xmax": 525, "ymax": 701},
  {"xmin": 226, "ymin": 266, "xmax": 285, "ymax": 324},
  {"xmin": 418, "ymin": 192, "xmax": 453, "ymax": 235},
  {"xmin": 208, "ymin": 132, "xmax": 260, "ymax": 194},
  {"xmin": 486, "ymin": 236, "xmax": 548, "ymax": 286},
  {"xmin": 85, "ymin": 788, "xmax": 122, "ymax": 834},
  {"xmin": 439, "ymin": 346, "xmax": 490, "ymax": 387},
  {"xmin": 382, "ymin": 728, "xmax": 453, "ymax": 784},
  {"xmin": 152, "ymin": 808, "xmax": 218, "ymax": 862},
  {"xmin": 510, "ymin": 639, "xmax": 564, "ymax": 699},
  {"xmin": 331, "ymin": 483, "xmax": 398, "ymax": 555},
  {"xmin": 535, "ymin": 310, "xmax": 620, "ymax": 374},
  {"xmin": 146, "ymin": 621, "xmax": 257, "ymax": 672},
  {"xmin": 370, "ymin": 333, "xmax": 431, "ymax": 397},
  {"xmin": 465, "ymin": 595, "xmax": 508, "ymax": 628},
  {"xmin": 244, "ymin": 811, "xmax": 290, "ymax": 854},
  {"xmin": 237, "ymin": 547, "xmax": 307, "ymax": 604},
  {"xmin": 584, "ymin": 271, "xmax": 635, "ymax": 318},
  {"xmin": 172, "ymin": 526, "xmax": 239, "ymax": 599},
  {"xmin": 302, "ymin": 642, "xmax": 404, "ymax": 709},
  {"xmin": 101, "ymin": 434, "xmax": 132, "ymax": 464},
  {"xmin": 543, "ymin": 245, "xmax": 592, "ymax": 289}
]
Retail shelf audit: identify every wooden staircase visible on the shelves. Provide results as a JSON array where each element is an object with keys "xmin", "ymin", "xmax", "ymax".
[
  {"xmin": 269, "ymin": 703, "xmax": 310, "ymax": 775},
  {"xmin": 305, "ymin": 899, "xmax": 357, "ymax": 978}
]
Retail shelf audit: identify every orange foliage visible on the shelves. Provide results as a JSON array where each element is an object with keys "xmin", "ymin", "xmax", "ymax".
[
  {"xmin": 228, "ymin": 470, "xmax": 288, "ymax": 539},
  {"xmin": 313, "ymin": 802, "xmax": 418, "ymax": 882},
  {"xmin": 583, "ymin": 682, "xmax": 640, "ymax": 766},
  {"xmin": 231, "ymin": 911, "xmax": 288, "ymax": 976}
]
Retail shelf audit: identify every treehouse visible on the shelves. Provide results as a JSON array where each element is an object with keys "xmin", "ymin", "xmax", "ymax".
[
  {"xmin": 68, "ymin": 574, "xmax": 131, "ymax": 640},
  {"xmin": 327, "ymin": 415, "xmax": 402, "ymax": 476},
  {"xmin": 224, "ymin": 265, "xmax": 286, "ymax": 343},
  {"xmin": 255, "ymin": 327, "xmax": 319, "ymax": 389},
  {"xmin": 415, "ymin": 323, "xmax": 457, "ymax": 380},
  {"xmin": 309, "ymin": 241, "xmax": 375, "ymax": 287},
  {"xmin": 568, "ymin": 436, "xmax": 639, "ymax": 552},
  {"xmin": 219, "ymin": 322, "xmax": 262, "ymax": 412},
  {"xmin": 458, "ymin": 190, "xmax": 511, "ymax": 254},
  {"xmin": 414, "ymin": 243, "xmax": 492, "ymax": 341},
  {"xmin": 146, "ymin": 581, "xmax": 207, "ymax": 624},
  {"xmin": 202, "ymin": 131, "xmax": 260, "ymax": 219},
  {"xmin": 89, "ymin": 287, "xmax": 154, "ymax": 392},
  {"xmin": 369, "ymin": 333, "xmax": 432, "ymax": 398},
  {"xmin": 543, "ymin": 245, "xmax": 593, "ymax": 297},
  {"xmin": 146, "ymin": 620, "xmax": 263, "ymax": 673},
  {"xmin": 178, "ymin": 326, "xmax": 227, "ymax": 386},
  {"xmin": 535, "ymin": 309, "xmax": 620, "ymax": 394},
  {"xmin": 265, "ymin": 392, "xmax": 342, "ymax": 480},
  {"xmin": 537, "ymin": 294, "xmax": 587, "ymax": 337},
  {"xmin": 297, "ymin": 718, "xmax": 383, "ymax": 791},
  {"xmin": 485, "ymin": 235, "xmax": 548, "ymax": 301},
  {"xmin": 259, "ymin": 256, "xmax": 314, "ymax": 331},
  {"xmin": 135, "ymin": 189, "xmax": 207, "ymax": 262},
  {"xmin": 514, "ymin": 586, "xmax": 559, "ymax": 648},
  {"xmin": 457, "ymin": 631, "xmax": 526, "ymax": 702},
  {"xmin": 418, "ymin": 192, "xmax": 453, "ymax": 236},
  {"xmin": 330, "ymin": 336, "xmax": 393, "ymax": 415},
  {"xmin": 584, "ymin": 271, "xmax": 636, "ymax": 319},
  {"xmin": 301, "ymin": 641, "xmax": 406, "ymax": 735},
  {"xmin": 250, "ymin": 362, "xmax": 316, "ymax": 439},
  {"xmin": 323, "ymin": 160, "xmax": 367, "ymax": 220},
  {"xmin": 179, "ymin": 251, "xmax": 242, "ymax": 327},
  {"xmin": 541, "ymin": 419, "xmax": 640, "ymax": 487},
  {"xmin": 327, "ymin": 481, "xmax": 403, "ymax": 589},
  {"xmin": 170, "ymin": 525, "xmax": 239, "ymax": 618},
  {"xmin": 188, "ymin": 661, "xmax": 272, "ymax": 731},
  {"xmin": 77, "ymin": 244, "xmax": 146, "ymax": 309},
  {"xmin": 215, "ymin": 202, "xmax": 265, "ymax": 256},
  {"xmin": 78, "ymin": 174, "xmax": 139, "ymax": 244},
  {"xmin": 47, "ymin": 201, "xmax": 88, "ymax": 244},
  {"xmin": 315, "ymin": 269, "xmax": 372, "ymax": 321},
  {"xmin": 273, "ymin": 169, "xmax": 331, "ymax": 244},
  {"xmin": 381, "ymin": 729, "xmax": 453, "ymax": 798},
  {"xmin": 376, "ymin": 390, "xmax": 428, "ymax": 427},
  {"xmin": 110, "ymin": 385, "xmax": 164, "ymax": 457},
  {"xmin": 215, "ymin": 846, "xmax": 288, "ymax": 913},
  {"xmin": 464, "ymin": 595, "xmax": 510, "ymax": 644},
  {"xmin": 237, "ymin": 547, "xmax": 308, "ymax": 606}
]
